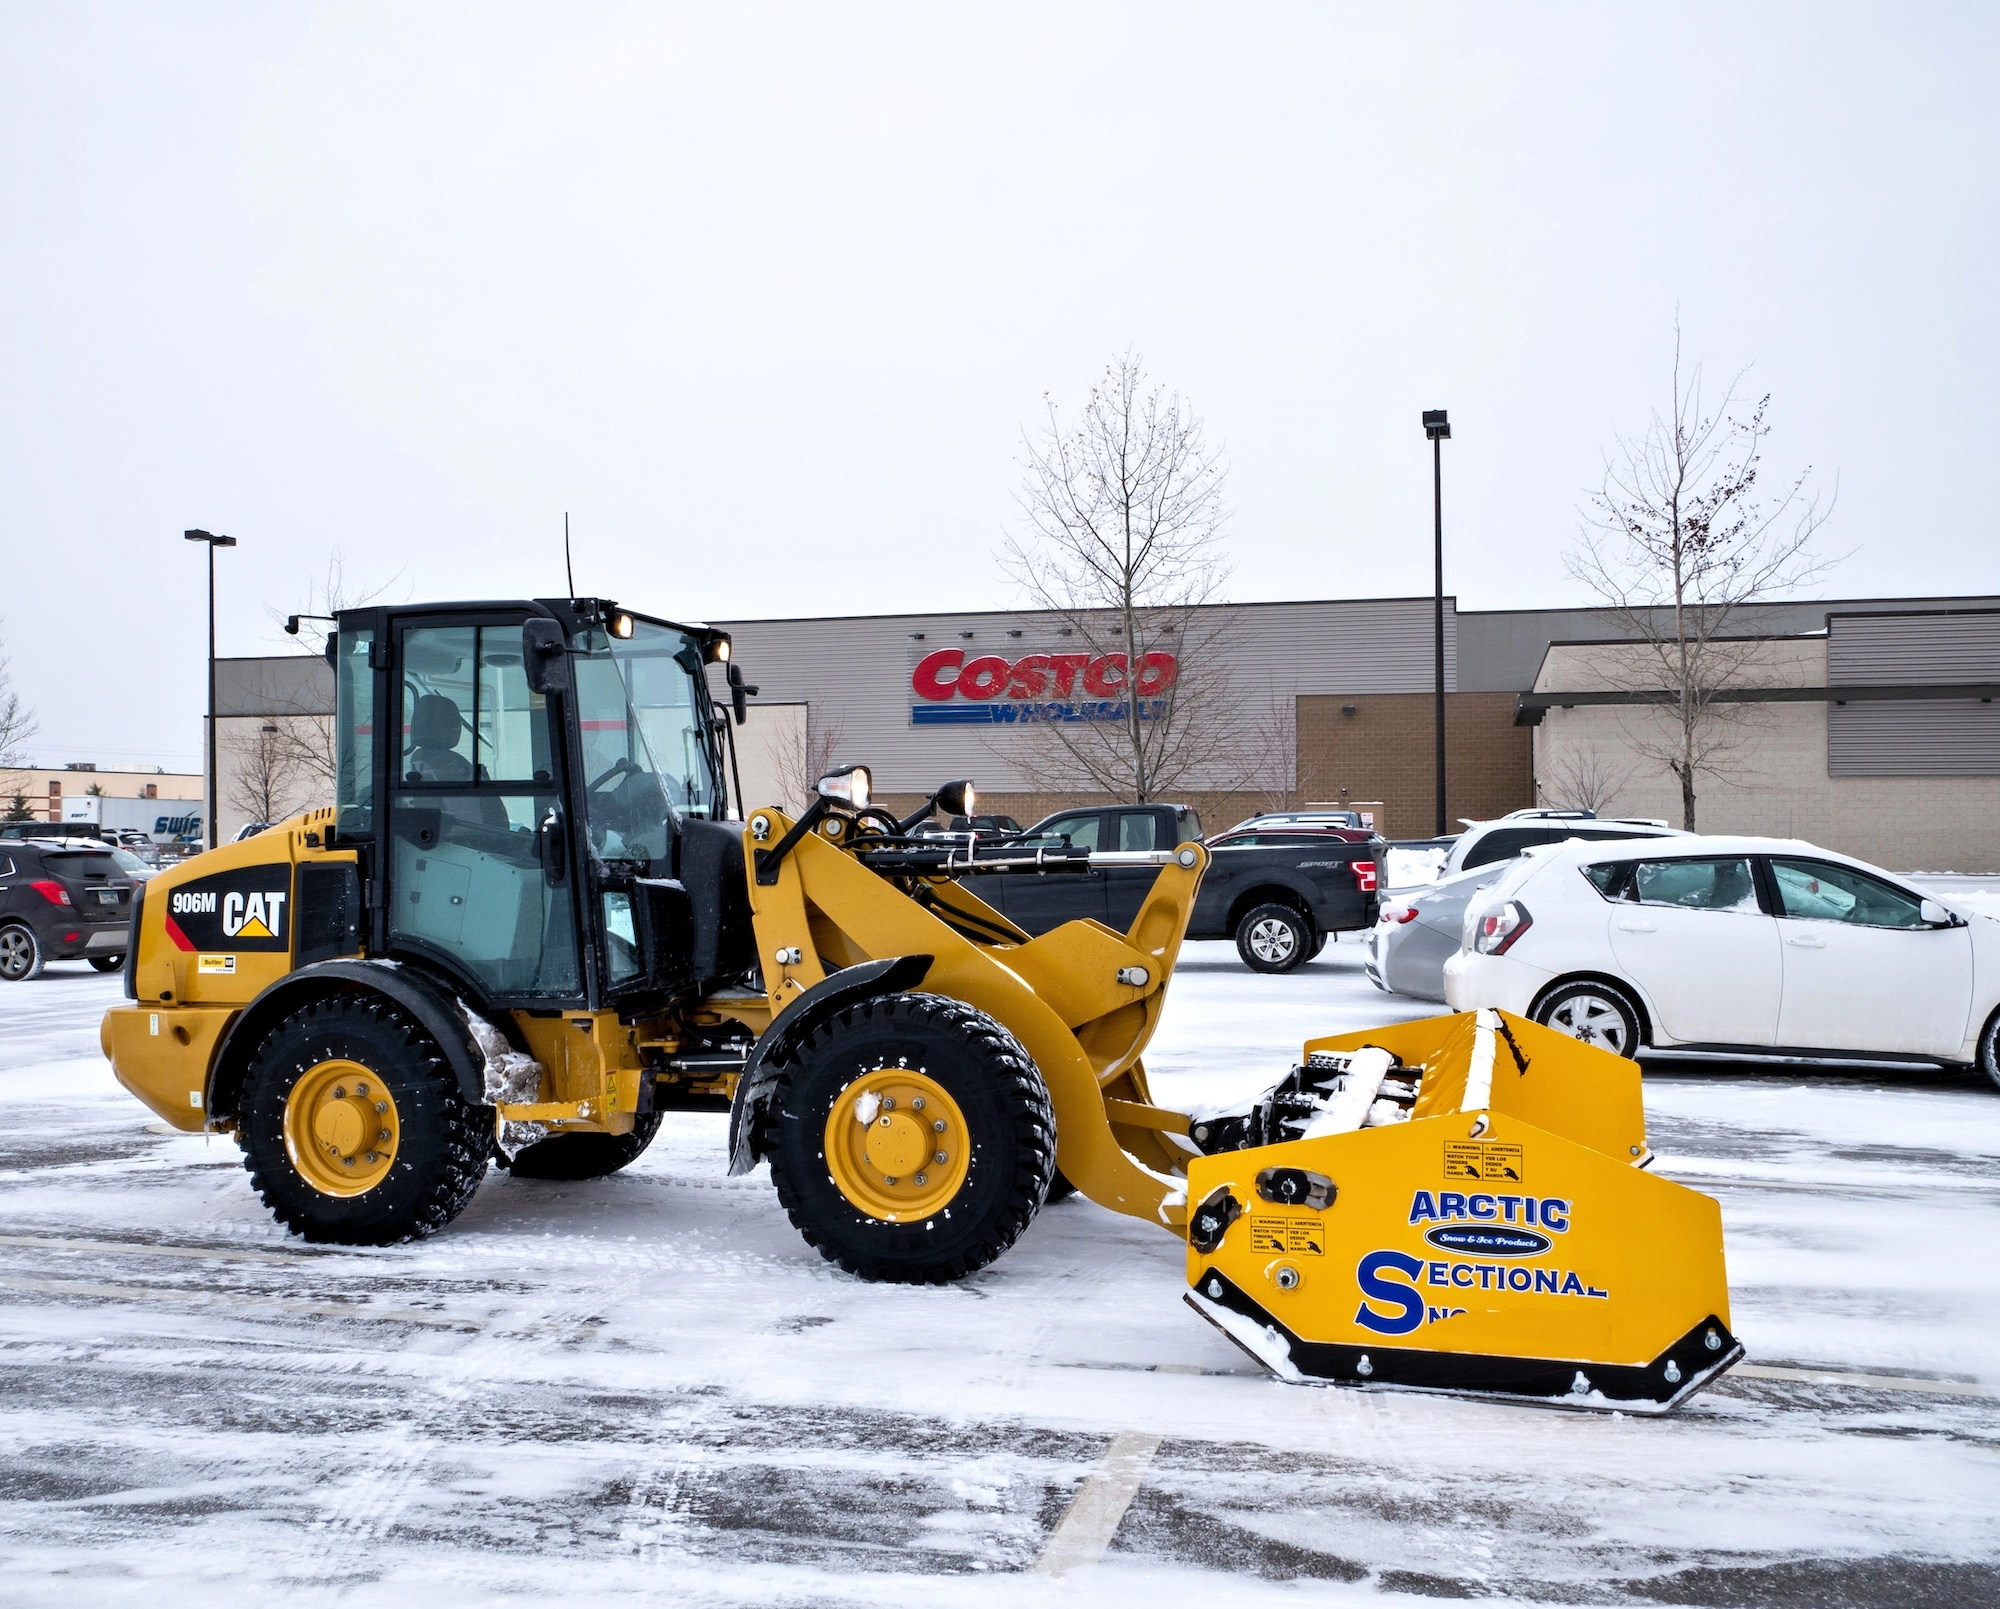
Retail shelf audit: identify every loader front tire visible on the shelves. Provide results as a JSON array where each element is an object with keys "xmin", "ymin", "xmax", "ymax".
[
  {"xmin": 239, "ymin": 992, "xmax": 493, "ymax": 1244},
  {"xmin": 502, "ymin": 1113, "xmax": 662, "ymax": 1179},
  {"xmin": 769, "ymin": 991, "xmax": 1055, "ymax": 1283}
]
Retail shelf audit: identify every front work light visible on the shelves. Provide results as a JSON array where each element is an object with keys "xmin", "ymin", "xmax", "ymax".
[
  {"xmin": 817, "ymin": 765, "xmax": 871, "ymax": 810},
  {"xmin": 703, "ymin": 634, "xmax": 732, "ymax": 664},
  {"xmin": 935, "ymin": 779, "xmax": 976, "ymax": 818},
  {"xmin": 609, "ymin": 612, "xmax": 635, "ymax": 639}
]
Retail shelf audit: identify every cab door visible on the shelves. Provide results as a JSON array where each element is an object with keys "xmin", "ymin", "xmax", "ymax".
[{"xmin": 384, "ymin": 615, "xmax": 583, "ymax": 1003}]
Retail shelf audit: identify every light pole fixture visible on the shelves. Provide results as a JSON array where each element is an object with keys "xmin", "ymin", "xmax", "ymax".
[
  {"xmin": 1421, "ymin": 410, "xmax": 1451, "ymax": 838},
  {"xmin": 184, "ymin": 528, "xmax": 237, "ymax": 851}
]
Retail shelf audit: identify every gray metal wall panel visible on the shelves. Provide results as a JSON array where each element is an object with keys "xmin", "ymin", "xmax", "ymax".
[
  {"xmin": 1827, "ymin": 610, "xmax": 2000, "ymax": 685},
  {"xmin": 709, "ymin": 599, "xmax": 1456, "ymax": 792},
  {"xmin": 1828, "ymin": 699, "xmax": 2000, "ymax": 776}
]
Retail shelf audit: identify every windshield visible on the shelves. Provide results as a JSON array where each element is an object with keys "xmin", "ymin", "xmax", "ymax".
[{"xmin": 572, "ymin": 619, "xmax": 720, "ymax": 874}]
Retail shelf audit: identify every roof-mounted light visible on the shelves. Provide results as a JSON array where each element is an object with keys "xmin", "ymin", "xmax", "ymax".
[{"xmin": 609, "ymin": 612, "xmax": 635, "ymax": 640}]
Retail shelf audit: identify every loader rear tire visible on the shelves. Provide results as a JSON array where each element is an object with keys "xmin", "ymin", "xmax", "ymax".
[
  {"xmin": 769, "ymin": 991, "xmax": 1055, "ymax": 1283},
  {"xmin": 239, "ymin": 992, "xmax": 493, "ymax": 1244},
  {"xmin": 502, "ymin": 1113, "xmax": 662, "ymax": 1180}
]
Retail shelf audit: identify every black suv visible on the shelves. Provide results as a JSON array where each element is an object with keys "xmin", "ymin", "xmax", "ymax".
[{"xmin": 0, "ymin": 840, "xmax": 135, "ymax": 981}]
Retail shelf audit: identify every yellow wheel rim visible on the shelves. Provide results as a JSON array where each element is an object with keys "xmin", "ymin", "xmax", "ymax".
[
  {"xmin": 284, "ymin": 1059, "xmax": 400, "ymax": 1197},
  {"xmin": 823, "ymin": 1067, "xmax": 971, "ymax": 1223}
]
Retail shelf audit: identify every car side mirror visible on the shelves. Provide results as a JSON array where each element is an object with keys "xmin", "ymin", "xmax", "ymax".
[
  {"xmin": 523, "ymin": 619, "xmax": 570, "ymax": 694},
  {"xmin": 1920, "ymin": 898, "xmax": 1957, "ymax": 927}
]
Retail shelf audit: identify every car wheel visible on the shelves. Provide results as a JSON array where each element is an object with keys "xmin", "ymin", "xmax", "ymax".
[
  {"xmin": 1530, "ymin": 979, "xmax": 1643, "ymax": 1059},
  {"xmin": 89, "ymin": 955, "xmax": 124, "ymax": 973},
  {"xmin": 1978, "ymin": 1007, "xmax": 2000, "ymax": 1094},
  {"xmin": 0, "ymin": 924, "xmax": 44, "ymax": 982},
  {"xmin": 1236, "ymin": 904, "xmax": 1310, "ymax": 974}
]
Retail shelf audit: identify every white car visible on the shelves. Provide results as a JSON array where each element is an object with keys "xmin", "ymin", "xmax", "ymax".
[{"xmin": 1443, "ymin": 835, "xmax": 2000, "ymax": 1086}]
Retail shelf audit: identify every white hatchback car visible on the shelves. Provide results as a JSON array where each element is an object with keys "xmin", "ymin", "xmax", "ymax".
[{"xmin": 1443, "ymin": 835, "xmax": 2000, "ymax": 1086}]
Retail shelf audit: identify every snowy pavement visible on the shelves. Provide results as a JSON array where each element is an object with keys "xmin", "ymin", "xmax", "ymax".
[{"xmin": 2, "ymin": 938, "xmax": 1997, "ymax": 1606}]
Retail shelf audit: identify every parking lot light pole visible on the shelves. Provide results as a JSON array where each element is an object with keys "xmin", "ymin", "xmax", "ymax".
[
  {"xmin": 1422, "ymin": 410, "xmax": 1451, "ymax": 838},
  {"xmin": 184, "ymin": 529, "xmax": 237, "ymax": 852}
]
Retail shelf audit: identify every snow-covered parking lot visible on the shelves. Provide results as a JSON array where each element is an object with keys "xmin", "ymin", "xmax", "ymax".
[{"xmin": 3, "ymin": 936, "xmax": 1997, "ymax": 1607}]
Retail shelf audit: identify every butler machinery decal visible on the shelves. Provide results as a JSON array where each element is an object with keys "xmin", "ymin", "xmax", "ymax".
[
  {"xmin": 163, "ymin": 867, "xmax": 293, "ymax": 953},
  {"xmin": 909, "ymin": 647, "xmax": 1178, "ymax": 726}
]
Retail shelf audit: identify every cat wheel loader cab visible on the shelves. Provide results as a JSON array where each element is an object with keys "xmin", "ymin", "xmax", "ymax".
[{"xmin": 101, "ymin": 597, "xmax": 1210, "ymax": 1269}]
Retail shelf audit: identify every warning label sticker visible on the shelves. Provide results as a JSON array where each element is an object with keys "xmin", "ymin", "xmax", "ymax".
[
  {"xmin": 1250, "ymin": 1216, "xmax": 1325, "ymax": 1256},
  {"xmin": 1444, "ymin": 1141, "xmax": 1525, "ymax": 1183}
]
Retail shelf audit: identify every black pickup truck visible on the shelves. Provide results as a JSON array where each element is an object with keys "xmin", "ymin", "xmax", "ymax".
[{"xmin": 957, "ymin": 803, "xmax": 1379, "ymax": 973}]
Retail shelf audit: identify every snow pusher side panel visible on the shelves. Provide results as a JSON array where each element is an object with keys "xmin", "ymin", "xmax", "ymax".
[
  {"xmin": 1182, "ymin": 1012, "xmax": 1740, "ymax": 1411},
  {"xmin": 1298, "ymin": 1010, "xmax": 1649, "ymax": 1165},
  {"xmin": 1184, "ymin": 1118, "xmax": 1739, "ymax": 1410}
]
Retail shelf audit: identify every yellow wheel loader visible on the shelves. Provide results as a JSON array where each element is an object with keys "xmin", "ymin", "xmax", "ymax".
[{"xmin": 101, "ymin": 596, "xmax": 1741, "ymax": 1409}]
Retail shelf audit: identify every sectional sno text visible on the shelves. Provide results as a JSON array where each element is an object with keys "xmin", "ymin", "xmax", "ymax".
[{"xmin": 909, "ymin": 647, "xmax": 1178, "ymax": 726}]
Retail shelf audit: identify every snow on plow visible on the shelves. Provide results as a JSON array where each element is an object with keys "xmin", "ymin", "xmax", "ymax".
[{"xmin": 1182, "ymin": 1009, "xmax": 1742, "ymax": 1412}]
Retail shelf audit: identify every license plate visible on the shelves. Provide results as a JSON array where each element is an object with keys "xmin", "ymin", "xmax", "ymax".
[{"xmin": 95, "ymin": 889, "xmax": 120, "ymax": 905}]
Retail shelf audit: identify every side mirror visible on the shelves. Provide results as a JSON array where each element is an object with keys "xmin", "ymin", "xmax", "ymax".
[
  {"xmin": 727, "ymin": 663, "xmax": 757, "ymax": 726},
  {"xmin": 523, "ymin": 619, "xmax": 571, "ymax": 694},
  {"xmin": 1920, "ymin": 898, "xmax": 1957, "ymax": 927}
]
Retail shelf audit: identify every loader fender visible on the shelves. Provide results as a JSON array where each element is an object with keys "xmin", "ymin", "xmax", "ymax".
[
  {"xmin": 206, "ymin": 959, "xmax": 489, "ymax": 1121},
  {"xmin": 727, "ymin": 954, "xmax": 934, "ymax": 1175}
]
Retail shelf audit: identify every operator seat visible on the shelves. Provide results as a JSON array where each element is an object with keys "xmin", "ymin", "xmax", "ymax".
[{"xmin": 407, "ymin": 694, "xmax": 473, "ymax": 783}]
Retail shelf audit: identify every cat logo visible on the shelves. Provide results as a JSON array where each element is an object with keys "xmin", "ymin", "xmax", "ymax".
[{"xmin": 223, "ymin": 891, "xmax": 286, "ymax": 940}]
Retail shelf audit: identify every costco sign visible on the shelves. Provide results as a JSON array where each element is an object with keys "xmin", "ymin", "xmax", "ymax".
[{"xmin": 910, "ymin": 648, "xmax": 1177, "ymax": 726}]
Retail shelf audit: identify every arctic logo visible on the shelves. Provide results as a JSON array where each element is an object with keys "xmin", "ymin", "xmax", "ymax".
[
  {"xmin": 1423, "ymin": 1225, "xmax": 1551, "ymax": 1257},
  {"xmin": 1409, "ymin": 1189, "xmax": 1568, "ymax": 1233},
  {"xmin": 222, "ymin": 891, "xmax": 286, "ymax": 940}
]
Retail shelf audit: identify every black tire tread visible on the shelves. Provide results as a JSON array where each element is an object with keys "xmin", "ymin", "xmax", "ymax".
[
  {"xmin": 768, "ymin": 991, "xmax": 1054, "ymax": 1284},
  {"xmin": 503, "ymin": 1112, "xmax": 663, "ymax": 1180},
  {"xmin": 240, "ymin": 992, "xmax": 493, "ymax": 1244}
]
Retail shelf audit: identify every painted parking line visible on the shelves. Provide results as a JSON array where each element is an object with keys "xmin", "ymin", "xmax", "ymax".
[{"xmin": 1033, "ymin": 1431, "xmax": 1163, "ymax": 1575}]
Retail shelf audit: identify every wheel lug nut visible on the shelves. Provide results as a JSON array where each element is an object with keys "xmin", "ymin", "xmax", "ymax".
[
  {"xmin": 378, "ymin": 1129, "xmax": 391, "ymax": 1142},
  {"xmin": 332, "ymin": 1087, "xmax": 346, "ymax": 1100},
  {"xmin": 880, "ymin": 1096, "xmax": 895, "ymax": 1111},
  {"xmin": 365, "ymin": 1152, "xmax": 378, "ymax": 1164},
  {"xmin": 341, "ymin": 1156, "xmax": 354, "ymax": 1167},
  {"xmin": 356, "ymin": 1083, "xmax": 368, "ymax": 1096},
  {"xmin": 376, "ymin": 1101, "xmax": 388, "ymax": 1113},
  {"xmin": 914, "ymin": 1172, "xmax": 928, "ymax": 1186},
  {"xmin": 885, "ymin": 1176, "xmax": 898, "ymax": 1186},
  {"xmin": 935, "ymin": 1151, "xmax": 947, "ymax": 1165},
  {"xmin": 932, "ymin": 1120, "xmax": 945, "ymax": 1133},
  {"xmin": 911, "ymin": 1096, "xmax": 925, "ymax": 1110}
]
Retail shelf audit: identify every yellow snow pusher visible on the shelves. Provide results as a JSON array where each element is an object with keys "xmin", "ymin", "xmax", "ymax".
[
  {"xmin": 1180, "ymin": 1009, "xmax": 1743, "ymax": 1411},
  {"xmin": 99, "ymin": 595, "xmax": 1739, "ymax": 1416}
]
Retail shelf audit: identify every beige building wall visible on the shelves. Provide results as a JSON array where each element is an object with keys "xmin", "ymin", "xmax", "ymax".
[
  {"xmin": 1532, "ymin": 638, "xmax": 2000, "ymax": 872},
  {"xmin": 1, "ymin": 766, "xmax": 203, "ymax": 822}
]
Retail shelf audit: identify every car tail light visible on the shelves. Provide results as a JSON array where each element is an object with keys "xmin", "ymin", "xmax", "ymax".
[
  {"xmin": 1352, "ymin": 862, "xmax": 1378, "ymax": 892},
  {"xmin": 1379, "ymin": 903, "xmax": 1419, "ymax": 925},
  {"xmin": 30, "ymin": 879, "xmax": 71, "ymax": 907},
  {"xmin": 63, "ymin": 930, "xmax": 82, "ymax": 944},
  {"xmin": 1475, "ymin": 900, "xmax": 1532, "ymax": 955}
]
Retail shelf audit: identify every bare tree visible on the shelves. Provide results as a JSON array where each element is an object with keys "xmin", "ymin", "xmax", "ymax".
[
  {"xmin": 267, "ymin": 551, "xmax": 406, "ymax": 656},
  {"xmin": 0, "ymin": 623, "xmax": 38, "ymax": 804},
  {"xmin": 225, "ymin": 723, "xmax": 310, "ymax": 825},
  {"xmin": 1536, "ymin": 743, "xmax": 1634, "ymax": 815},
  {"xmin": 1240, "ymin": 684, "xmax": 1300, "ymax": 813},
  {"xmin": 1001, "ymin": 352, "xmax": 1234, "ymax": 801},
  {"xmin": 1565, "ymin": 323, "xmax": 1838, "ymax": 829},
  {"xmin": 766, "ymin": 711, "xmax": 850, "ymax": 813}
]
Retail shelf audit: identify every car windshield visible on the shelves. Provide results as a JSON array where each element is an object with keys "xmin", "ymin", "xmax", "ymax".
[
  {"xmin": 571, "ymin": 618, "xmax": 721, "ymax": 874},
  {"xmin": 110, "ymin": 849, "xmax": 149, "ymax": 874}
]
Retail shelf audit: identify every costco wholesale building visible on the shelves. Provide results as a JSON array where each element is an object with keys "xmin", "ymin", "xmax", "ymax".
[{"xmin": 207, "ymin": 590, "xmax": 2000, "ymax": 871}]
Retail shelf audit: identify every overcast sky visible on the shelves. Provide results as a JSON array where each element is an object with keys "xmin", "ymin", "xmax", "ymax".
[{"xmin": 3, "ymin": 2, "xmax": 1996, "ymax": 772}]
